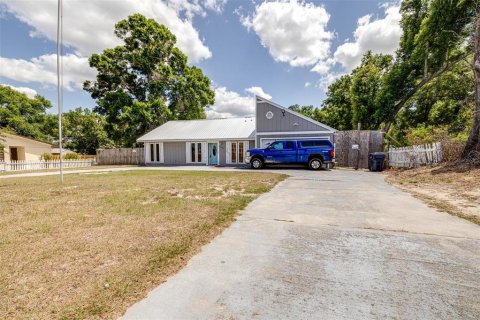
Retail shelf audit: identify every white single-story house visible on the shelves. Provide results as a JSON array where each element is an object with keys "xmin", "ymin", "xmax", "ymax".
[
  {"xmin": 0, "ymin": 133, "xmax": 52, "ymax": 161},
  {"xmin": 137, "ymin": 96, "xmax": 336, "ymax": 166}
]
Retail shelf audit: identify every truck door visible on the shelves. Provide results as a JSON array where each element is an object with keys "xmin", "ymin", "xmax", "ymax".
[
  {"xmin": 264, "ymin": 141, "xmax": 284, "ymax": 163},
  {"xmin": 282, "ymin": 141, "xmax": 297, "ymax": 163}
]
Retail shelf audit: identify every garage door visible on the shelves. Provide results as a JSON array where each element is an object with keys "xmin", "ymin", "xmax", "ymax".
[{"xmin": 260, "ymin": 137, "xmax": 329, "ymax": 148}]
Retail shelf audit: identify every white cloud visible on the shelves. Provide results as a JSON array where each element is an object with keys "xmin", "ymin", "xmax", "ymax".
[
  {"xmin": 1, "ymin": 84, "xmax": 38, "ymax": 98},
  {"xmin": 0, "ymin": 54, "xmax": 96, "ymax": 91},
  {"xmin": 304, "ymin": 82, "xmax": 311, "ymax": 88},
  {"xmin": 310, "ymin": 58, "xmax": 335, "ymax": 75},
  {"xmin": 0, "ymin": 0, "xmax": 212, "ymax": 63},
  {"xmin": 242, "ymin": 0, "xmax": 333, "ymax": 67},
  {"xmin": 316, "ymin": 72, "xmax": 345, "ymax": 91},
  {"xmin": 204, "ymin": 0, "xmax": 228, "ymax": 13},
  {"xmin": 245, "ymin": 86, "xmax": 272, "ymax": 99},
  {"xmin": 207, "ymin": 86, "xmax": 271, "ymax": 118},
  {"xmin": 334, "ymin": 5, "xmax": 402, "ymax": 71}
]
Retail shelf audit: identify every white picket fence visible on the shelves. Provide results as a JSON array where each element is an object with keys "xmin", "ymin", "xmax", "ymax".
[
  {"xmin": 388, "ymin": 142, "xmax": 442, "ymax": 168},
  {"xmin": 0, "ymin": 159, "xmax": 95, "ymax": 172}
]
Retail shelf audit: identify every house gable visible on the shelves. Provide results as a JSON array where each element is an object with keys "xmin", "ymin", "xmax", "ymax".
[{"xmin": 255, "ymin": 96, "xmax": 335, "ymax": 133}]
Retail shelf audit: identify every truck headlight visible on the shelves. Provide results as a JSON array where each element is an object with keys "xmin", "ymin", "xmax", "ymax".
[{"xmin": 246, "ymin": 151, "xmax": 250, "ymax": 157}]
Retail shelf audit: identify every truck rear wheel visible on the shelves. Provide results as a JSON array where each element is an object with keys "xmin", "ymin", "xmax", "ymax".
[
  {"xmin": 250, "ymin": 158, "xmax": 263, "ymax": 169},
  {"xmin": 308, "ymin": 158, "xmax": 323, "ymax": 170}
]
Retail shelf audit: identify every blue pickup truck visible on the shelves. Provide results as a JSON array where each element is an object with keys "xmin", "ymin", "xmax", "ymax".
[{"xmin": 245, "ymin": 139, "xmax": 335, "ymax": 170}]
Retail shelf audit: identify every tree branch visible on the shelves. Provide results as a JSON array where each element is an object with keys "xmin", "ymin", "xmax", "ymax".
[{"xmin": 383, "ymin": 53, "xmax": 470, "ymax": 132}]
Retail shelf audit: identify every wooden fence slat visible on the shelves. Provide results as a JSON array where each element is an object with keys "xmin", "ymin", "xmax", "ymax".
[
  {"xmin": 388, "ymin": 142, "xmax": 443, "ymax": 168},
  {"xmin": 334, "ymin": 130, "xmax": 384, "ymax": 169},
  {"xmin": 96, "ymin": 148, "xmax": 144, "ymax": 165}
]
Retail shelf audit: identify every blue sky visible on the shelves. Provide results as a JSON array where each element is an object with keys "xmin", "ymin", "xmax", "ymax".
[{"xmin": 0, "ymin": 0, "xmax": 401, "ymax": 118}]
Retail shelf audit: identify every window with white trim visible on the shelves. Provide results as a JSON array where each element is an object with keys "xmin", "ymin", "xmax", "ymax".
[
  {"xmin": 186, "ymin": 142, "xmax": 206, "ymax": 163},
  {"xmin": 226, "ymin": 141, "xmax": 249, "ymax": 164},
  {"xmin": 147, "ymin": 143, "xmax": 164, "ymax": 163}
]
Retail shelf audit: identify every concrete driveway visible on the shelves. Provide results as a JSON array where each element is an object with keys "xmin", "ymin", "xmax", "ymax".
[{"xmin": 122, "ymin": 168, "xmax": 480, "ymax": 320}]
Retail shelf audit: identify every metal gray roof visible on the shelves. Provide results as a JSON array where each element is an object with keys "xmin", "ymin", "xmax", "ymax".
[{"xmin": 137, "ymin": 117, "xmax": 256, "ymax": 142}]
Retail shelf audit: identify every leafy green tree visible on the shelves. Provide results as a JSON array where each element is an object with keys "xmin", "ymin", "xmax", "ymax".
[
  {"xmin": 288, "ymin": 104, "xmax": 316, "ymax": 119},
  {"xmin": 63, "ymin": 108, "xmax": 113, "ymax": 154},
  {"xmin": 350, "ymin": 52, "xmax": 392, "ymax": 129},
  {"xmin": 320, "ymin": 75, "xmax": 353, "ymax": 130},
  {"xmin": 0, "ymin": 129, "xmax": 4, "ymax": 150},
  {"xmin": 378, "ymin": 0, "xmax": 475, "ymax": 131},
  {"xmin": 390, "ymin": 61, "xmax": 474, "ymax": 145},
  {"xmin": 465, "ymin": 11, "xmax": 480, "ymax": 157},
  {"xmin": 42, "ymin": 109, "xmax": 113, "ymax": 154},
  {"xmin": 84, "ymin": 14, "xmax": 215, "ymax": 147},
  {"xmin": 0, "ymin": 85, "xmax": 51, "ymax": 142},
  {"xmin": 374, "ymin": 0, "xmax": 480, "ymax": 160}
]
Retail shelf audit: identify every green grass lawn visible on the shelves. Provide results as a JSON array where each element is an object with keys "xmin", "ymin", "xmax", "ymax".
[{"xmin": 0, "ymin": 170, "xmax": 286, "ymax": 319}]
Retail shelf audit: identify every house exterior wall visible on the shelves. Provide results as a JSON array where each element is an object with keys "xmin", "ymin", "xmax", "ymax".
[
  {"xmin": 219, "ymin": 141, "xmax": 226, "ymax": 165},
  {"xmin": 256, "ymin": 101, "xmax": 332, "ymax": 133},
  {"xmin": 254, "ymin": 99, "xmax": 336, "ymax": 148},
  {"xmin": 138, "ymin": 98, "xmax": 335, "ymax": 166},
  {"xmin": 2, "ymin": 134, "xmax": 51, "ymax": 161},
  {"xmin": 163, "ymin": 142, "xmax": 186, "ymax": 165},
  {"xmin": 146, "ymin": 140, "xmax": 253, "ymax": 166}
]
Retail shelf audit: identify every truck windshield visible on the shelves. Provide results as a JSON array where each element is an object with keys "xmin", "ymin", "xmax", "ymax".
[{"xmin": 269, "ymin": 142, "xmax": 284, "ymax": 150}]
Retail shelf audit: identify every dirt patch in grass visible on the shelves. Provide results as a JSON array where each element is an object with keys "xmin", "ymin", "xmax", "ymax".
[
  {"xmin": 0, "ymin": 170, "xmax": 286, "ymax": 319},
  {"xmin": 386, "ymin": 163, "xmax": 480, "ymax": 225}
]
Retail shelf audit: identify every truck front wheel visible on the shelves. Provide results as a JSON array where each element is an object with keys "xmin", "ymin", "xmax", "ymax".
[
  {"xmin": 251, "ymin": 158, "xmax": 264, "ymax": 169},
  {"xmin": 308, "ymin": 158, "xmax": 323, "ymax": 170}
]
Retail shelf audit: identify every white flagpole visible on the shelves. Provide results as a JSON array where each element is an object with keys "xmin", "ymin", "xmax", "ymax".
[{"xmin": 57, "ymin": 0, "xmax": 64, "ymax": 183}]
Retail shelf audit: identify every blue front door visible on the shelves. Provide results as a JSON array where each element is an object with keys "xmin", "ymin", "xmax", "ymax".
[{"xmin": 208, "ymin": 143, "xmax": 218, "ymax": 165}]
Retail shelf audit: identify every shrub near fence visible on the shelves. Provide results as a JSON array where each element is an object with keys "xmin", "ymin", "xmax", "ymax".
[
  {"xmin": 0, "ymin": 159, "xmax": 95, "ymax": 172},
  {"xmin": 388, "ymin": 142, "xmax": 442, "ymax": 168},
  {"xmin": 440, "ymin": 140, "xmax": 465, "ymax": 162}
]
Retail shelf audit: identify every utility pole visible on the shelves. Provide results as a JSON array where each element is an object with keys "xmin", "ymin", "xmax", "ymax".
[{"xmin": 57, "ymin": 0, "xmax": 64, "ymax": 183}]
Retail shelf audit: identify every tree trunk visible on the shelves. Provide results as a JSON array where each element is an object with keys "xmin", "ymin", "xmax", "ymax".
[{"xmin": 462, "ymin": 16, "xmax": 480, "ymax": 159}]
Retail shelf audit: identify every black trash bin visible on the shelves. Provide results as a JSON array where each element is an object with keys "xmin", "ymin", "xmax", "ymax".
[{"xmin": 368, "ymin": 152, "xmax": 385, "ymax": 172}]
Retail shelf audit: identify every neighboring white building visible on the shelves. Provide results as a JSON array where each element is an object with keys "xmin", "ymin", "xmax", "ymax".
[
  {"xmin": 0, "ymin": 133, "xmax": 52, "ymax": 161},
  {"xmin": 137, "ymin": 96, "xmax": 336, "ymax": 166}
]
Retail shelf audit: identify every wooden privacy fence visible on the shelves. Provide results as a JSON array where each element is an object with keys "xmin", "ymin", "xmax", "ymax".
[
  {"xmin": 388, "ymin": 142, "xmax": 442, "ymax": 168},
  {"xmin": 334, "ymin": 130, "xmax": 384, "ymax": 169},
  {"xmin": 96, "ymin": 148, "xmax": 144, "ymax": 165},
  {"xmin": 0, "ymin": 159, "xmax": 95, "ymax": 172}
]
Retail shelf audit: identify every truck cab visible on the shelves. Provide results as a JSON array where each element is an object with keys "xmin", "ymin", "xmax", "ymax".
[{"xmin": 245, "ymin": 139, "xmax": 335, "ymax": 170}]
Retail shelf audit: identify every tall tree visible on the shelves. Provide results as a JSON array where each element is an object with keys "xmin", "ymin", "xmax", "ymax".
[
  {"xmin": 84, "ymin": 14, "xmax": 215, "ymax": 147},
  {"xmin": 321, "ymin": 75, "xmax": 353, "ymax": 130},
  {"xmin": 0, "ymin": 85, "xmax": 52, "ymax": 141},
  {"xmin": 379, "ymin": 1, "xmax": 478, "ymax": 146},
  {"xmin": 350, "ymin": 52, "xmax": 392, "ymax": 129},
  {"xmin": 391, "ymin": 61, "xmax": 474, "ymax": 145},
  {"xmin": 464, "ymin": 12, "xmax": 480, "ymax": 157},
  {"xmin": 288, "ymin": 104, "xmax": 316, "ymax": 119},
  {"xmin": 65, "ymin": 109, "xmax": 113, "ymax": 154}
]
